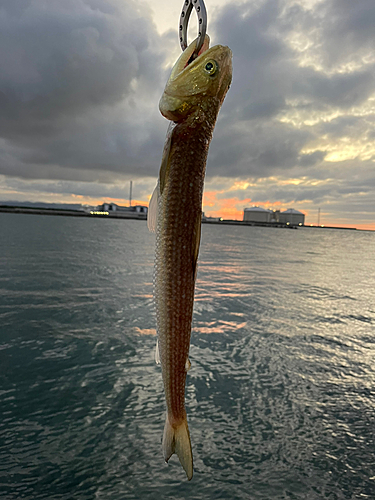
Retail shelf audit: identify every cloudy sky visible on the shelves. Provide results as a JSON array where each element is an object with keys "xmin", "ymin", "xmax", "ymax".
[{"xmin": 1, "ymin": 0, "xmax": 375, "ymax": 229}]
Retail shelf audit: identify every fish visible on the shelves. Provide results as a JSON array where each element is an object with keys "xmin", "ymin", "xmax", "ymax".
[{"xmin": 148, "ymin": 35, "xmax": 232, "ymax": 480}]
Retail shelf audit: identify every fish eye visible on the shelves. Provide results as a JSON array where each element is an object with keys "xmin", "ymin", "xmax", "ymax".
[{"xmin": 204, "ymin": 60, "xmax": 218, "ymax": 76}]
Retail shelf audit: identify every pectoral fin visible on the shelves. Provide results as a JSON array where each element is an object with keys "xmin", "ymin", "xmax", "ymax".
[
  {"xmin": 192, "ymin": 212, "xmax": 202, "ymax": 279},
  {"xmin": 159, "ymin": 122, "xmax": 175, "ymax": 195},
  {"xmin": 148, "ymin": 123, "xmax": 176, "ymax": 233},
  {"xmin": 147, "ymin": 182, "xmax": 160, "ymax": 233}
]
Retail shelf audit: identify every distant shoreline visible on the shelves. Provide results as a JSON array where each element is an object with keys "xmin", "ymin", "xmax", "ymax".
[
  {"xmin": 0, "ymin": 205, "xmax": 147, "ymax": 220},
  {"xmin": 0, "ymin": 205, "xmax": 361, "ymax": 231}
]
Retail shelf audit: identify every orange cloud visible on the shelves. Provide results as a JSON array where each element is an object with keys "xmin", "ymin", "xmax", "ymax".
[
  {"xmin": 203, "ymin": 192, "xmax": 253, "ymax": 220},
  {"xmin": 202, "ymin": 191, "xmax": 218, "ymax": 208}
]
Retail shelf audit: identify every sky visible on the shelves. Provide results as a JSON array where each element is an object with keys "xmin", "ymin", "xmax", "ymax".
[{"xmin": 1, "ymin": 0, "xmax": 375, "ymax": 229}]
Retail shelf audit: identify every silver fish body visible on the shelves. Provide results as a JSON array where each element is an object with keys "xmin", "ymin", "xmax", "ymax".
[{"xmin": 148, "ymin": 36, "xmax": 232, "ymax": 480}]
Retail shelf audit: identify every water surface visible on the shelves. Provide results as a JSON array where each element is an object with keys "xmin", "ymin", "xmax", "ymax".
[{"xmin": 1, "ymin": 213, "xmax": 375, "ymax": 499}]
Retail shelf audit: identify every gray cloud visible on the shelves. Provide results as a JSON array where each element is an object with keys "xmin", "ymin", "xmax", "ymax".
[
  {"xmin": 294, "ymin": 67, "xmax": 375, "ymax": 108},
  {"xmin": 298, "ymin": 151, "xmax": 327, "ymax": 167},
  {"xmin": 205, "ymin": 0, "xmax": 375, "ymax": 225},
  {"xmin": 0, "ymin": 0, "xmax": 375, "ymax": 226},
  {"xmin": 1, "ymin": 174, "xmax": 155, "ymax": 203},
  {"xmin": 208, "ymin": 121, "xmax": 312, "ymax": 178},
  {"xmin": 315, "ymin": 0, "xmax": 375, "ymax": 69},
  {"xmin": 0, "ymin": 0, "xmax": 168, "ymax": 181}
]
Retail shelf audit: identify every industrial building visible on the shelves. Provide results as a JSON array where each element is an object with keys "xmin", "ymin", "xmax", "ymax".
[
  {"xmin": 100, "ymin": 203, "xmax": 148, "ymax": 214},
  {"xmin": 243, "ymin": 206, "xmax": 305, "ymax": 226},
  {"xmin": 279, "ymin": 208, "xmax": 305, "ymax": 226},
  {"xmin": 243, "ymin": 206, "xmax": 272, "ymax": 223}
]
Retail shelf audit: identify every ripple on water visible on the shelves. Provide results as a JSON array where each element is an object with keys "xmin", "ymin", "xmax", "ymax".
[{"xmin": 1, "ymin": 216, "xmax": 375, "ymax": 499}]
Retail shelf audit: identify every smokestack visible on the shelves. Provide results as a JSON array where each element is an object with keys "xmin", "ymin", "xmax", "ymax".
[{"xmin": 129, "ymin": 181, "xmax": 132, "ymax": 207}]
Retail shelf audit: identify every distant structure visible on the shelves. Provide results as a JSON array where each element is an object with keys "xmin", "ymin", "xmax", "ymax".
[
  {"xmin": 279, "ymin": 208, "xmax": 305, "ymax": 226},
  {"xmin": 99, "ymin": 202, "xmax": 148, "ymax": 215},
  {"xmin": 202, "ymin": 212, "xmax": 222, "ymax": 222},
  {"xmin": 243, "ymin": 206, "xmax": 305, "ymax": 226},
  {"xmin": 243, "ymin": 206, "xmax": 272, "ymax": 223}
]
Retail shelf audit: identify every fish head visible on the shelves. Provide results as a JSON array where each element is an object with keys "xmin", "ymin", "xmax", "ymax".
[{"xmin": 159, "ymin": 36, "xmax": 232, "ymax": 122}]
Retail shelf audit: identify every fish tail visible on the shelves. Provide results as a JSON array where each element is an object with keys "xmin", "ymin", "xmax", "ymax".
[{"xmin": 162, "ymin": 413, "xmax": 193, "ymax": 480}]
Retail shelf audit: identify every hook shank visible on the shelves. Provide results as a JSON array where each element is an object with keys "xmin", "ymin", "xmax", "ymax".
[{"xmin": 179, "ymin": 0, "xmax": 207, "ymax": 57}]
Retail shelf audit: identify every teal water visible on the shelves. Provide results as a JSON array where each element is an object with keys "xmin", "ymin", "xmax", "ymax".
[{"xmin": 1, "ymin": 213, "xmax": 375, "ymax": 499}]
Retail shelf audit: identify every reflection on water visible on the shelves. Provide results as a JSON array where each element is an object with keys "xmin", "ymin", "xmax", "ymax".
[
  {"xmin": 133, "ymin": 327, "xmax": 157, "ymax": 336},
  {"xmin": 1, "ymin": 214, "xmax": 375, "ymax": 499}
]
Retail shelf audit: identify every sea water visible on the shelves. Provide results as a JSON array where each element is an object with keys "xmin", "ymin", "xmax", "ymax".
[{"xmin": 1, "ymin": 213, "xmax": 374, "ymax": 499}]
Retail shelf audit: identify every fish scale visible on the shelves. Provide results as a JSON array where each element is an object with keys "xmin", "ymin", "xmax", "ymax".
[{"xmin": 155, "ymin": 120, "xmax": 209, "ymax": 418}]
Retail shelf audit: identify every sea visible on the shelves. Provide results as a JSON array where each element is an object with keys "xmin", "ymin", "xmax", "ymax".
[{"xmin": 1, "ymin": 213, "xmax": 374, "ymax": 500}]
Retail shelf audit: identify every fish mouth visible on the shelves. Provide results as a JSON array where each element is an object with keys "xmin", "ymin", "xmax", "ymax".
[
  {"xmin": 184, "ymin": 36, "xmax": 211, "ymax": 68},
  {"xmin": 170, "ymin": 35, "xmax": 211, "ymax": 80}
]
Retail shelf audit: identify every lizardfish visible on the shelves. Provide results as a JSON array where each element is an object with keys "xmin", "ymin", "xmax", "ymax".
[{"xmin": 148, "ymin": 35, "xmax": 232, "ymax": 480}]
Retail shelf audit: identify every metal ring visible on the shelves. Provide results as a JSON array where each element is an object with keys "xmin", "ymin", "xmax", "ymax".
[{"xmin": 179, "ymin": 0, "xmax": 207, "ymax": 56}]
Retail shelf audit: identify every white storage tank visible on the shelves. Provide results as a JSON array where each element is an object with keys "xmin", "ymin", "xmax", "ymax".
[
  {"xmin": 243, "ymin": 206, "xmax": 272, "ymax": 223},
  {"xmin": 279, "ymin": 208, "xmax": 305, "ymax": 226}
]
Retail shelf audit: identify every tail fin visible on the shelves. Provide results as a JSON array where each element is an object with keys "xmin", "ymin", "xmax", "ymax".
[{"xmin": 163, "ymin": 414, "xmax": 193, "ymax": 480}]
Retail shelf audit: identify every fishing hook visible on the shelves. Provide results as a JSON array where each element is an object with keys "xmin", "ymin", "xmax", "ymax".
[{"xmin": 179, "ymin": 0, "xmax": 207, "ymax": 59}]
